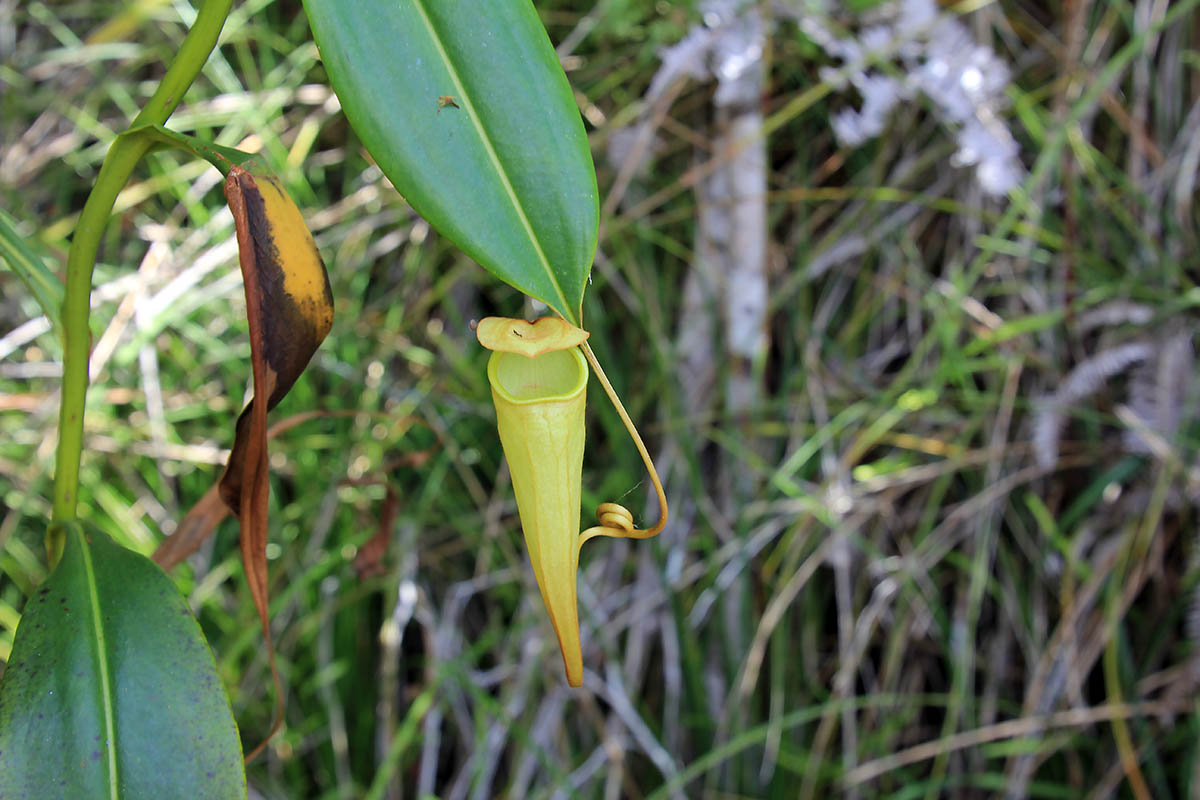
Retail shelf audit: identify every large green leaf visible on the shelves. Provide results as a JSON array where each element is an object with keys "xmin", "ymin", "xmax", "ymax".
[
  {"xmin": 0, "ymin": 522, "xmax": 244, "ymax": 799},
  {"xmin": 303, "ymin": 0, "xmax": 598, "ymax": 324}
]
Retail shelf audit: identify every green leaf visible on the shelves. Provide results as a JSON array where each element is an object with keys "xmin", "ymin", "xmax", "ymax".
[
  {"xmin": 0, "ymin": 522, "xmax": 245, "ymax": 799},
  {"xmin": 0, "ymin": 208, "xmax": 64, "ymax": 337},
  {"xmin": 302, "ymin": 0, "xmax": 598, "ymax": 324}
]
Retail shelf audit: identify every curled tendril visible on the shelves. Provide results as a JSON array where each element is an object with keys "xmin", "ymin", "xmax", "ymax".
[
  {"xmin": 576, "ymin": 340, "xmax": 668, "ymax": 548},
  {"xmin": 592, "ymin": 502, "xmax": 634, "ymax": 534}
]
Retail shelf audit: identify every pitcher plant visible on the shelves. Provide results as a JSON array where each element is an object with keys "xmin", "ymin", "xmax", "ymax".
[{"xmin": 477, "ymin": 317, "xmax": 667, "ymax": 686}]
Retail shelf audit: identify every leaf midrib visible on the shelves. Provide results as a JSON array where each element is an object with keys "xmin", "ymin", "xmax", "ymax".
[
  {"xmin": 77, "ymin": 527, "xmax": 120, "ymax": 799},
  {"xmin": 409, "ymin": 0, "xmax": 575, "ymax": 322}
]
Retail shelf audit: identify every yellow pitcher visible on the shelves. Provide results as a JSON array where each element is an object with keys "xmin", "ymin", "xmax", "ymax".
[{"xmin": 478, "ymin": 317, "xmax": 666, "ymax": 687}]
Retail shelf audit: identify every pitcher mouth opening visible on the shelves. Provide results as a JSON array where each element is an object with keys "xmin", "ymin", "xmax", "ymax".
[{"xmin": 488, "ymin": 348, "xmax": 588, "ymax": 405}]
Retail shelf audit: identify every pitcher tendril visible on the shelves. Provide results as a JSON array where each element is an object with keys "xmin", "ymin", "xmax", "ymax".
[{"xmin": 578, "ymin": 340, "xmax": 668, "ymax": 544}]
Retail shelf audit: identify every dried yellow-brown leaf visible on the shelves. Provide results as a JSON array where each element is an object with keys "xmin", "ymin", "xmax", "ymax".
[{"xmin": 219, "ymin": 166, "xmax": 333, "ymax": 758}]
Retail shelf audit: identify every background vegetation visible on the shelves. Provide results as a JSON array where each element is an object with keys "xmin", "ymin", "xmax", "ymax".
[{"xmin": 3, "ymin": 0, "xmax": 1200, "ymax": 797}]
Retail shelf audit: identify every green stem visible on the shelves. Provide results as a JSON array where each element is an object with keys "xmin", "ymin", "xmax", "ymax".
[{"xmin": 51, "ymin": 0, "xmax": 234, "ymax": 528}]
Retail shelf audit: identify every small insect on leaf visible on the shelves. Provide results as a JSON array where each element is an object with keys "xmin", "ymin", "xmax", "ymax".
[{"xmin": 437, "ymin": 95, "xmax": 460, "ymax": 113}]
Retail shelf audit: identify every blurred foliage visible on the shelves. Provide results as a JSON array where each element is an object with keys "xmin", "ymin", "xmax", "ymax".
[{"xmin": 3, "ymin": 0, "xmax": 1200, "ymax": 797}]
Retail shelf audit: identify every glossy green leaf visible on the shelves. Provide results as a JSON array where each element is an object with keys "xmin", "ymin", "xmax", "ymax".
[
  {"xmin": 0, "ymin": 522, "xmax": 244, "ymax": 799},
  {"xmin": 302, "ymin": 0, "xmax": 598, "ymax": 324}
]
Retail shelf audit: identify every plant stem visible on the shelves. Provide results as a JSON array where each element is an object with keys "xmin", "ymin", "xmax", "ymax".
[{"xmin": 52, "ymin": 0, "xmax": 234, "ymax": 527}]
